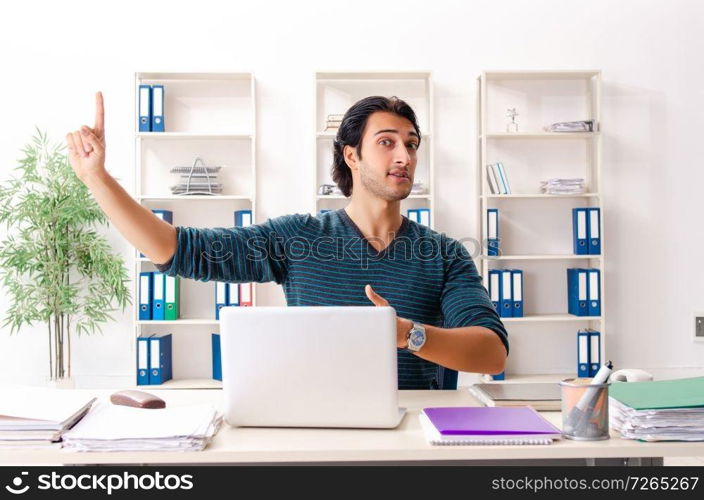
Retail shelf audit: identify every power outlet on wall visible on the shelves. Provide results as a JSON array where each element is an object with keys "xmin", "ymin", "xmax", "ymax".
[{"xmin": 695, "ymin": 315, "xmax": 704, "ymax": 342}]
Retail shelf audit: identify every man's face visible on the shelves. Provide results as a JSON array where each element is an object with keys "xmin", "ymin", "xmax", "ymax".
[{"xmin": 347, "ymin": 111, "xmax": 420, "ymax": 201}]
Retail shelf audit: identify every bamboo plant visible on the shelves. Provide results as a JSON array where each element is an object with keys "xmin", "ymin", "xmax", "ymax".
[{"xmin": 0, "ymin": 130, "xmax": 131, "ymax": 381}]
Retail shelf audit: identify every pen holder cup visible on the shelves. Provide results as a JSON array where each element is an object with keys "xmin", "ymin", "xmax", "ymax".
[{"xmin": 560, "ymin": 378, "xmax": 610, "ymax": 441}]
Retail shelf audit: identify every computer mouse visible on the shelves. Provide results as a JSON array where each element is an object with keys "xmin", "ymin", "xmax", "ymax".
[
  {"xmin": 608, "ymin": 368, "xmax": 654, "ymax": 383},
  {"xmin": 110, "ymin": 389, "xmax": 166, "ymax": 409}
]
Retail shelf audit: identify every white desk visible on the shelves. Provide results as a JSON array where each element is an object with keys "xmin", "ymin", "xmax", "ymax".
[{"xmin": 3, "ymin": 389, "xmax": 703, "ymax": 465}]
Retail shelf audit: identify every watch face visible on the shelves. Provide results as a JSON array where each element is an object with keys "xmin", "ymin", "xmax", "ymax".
[{"xmin": 409, "ymin": 329, "xmax": 424, "ymax": 347}]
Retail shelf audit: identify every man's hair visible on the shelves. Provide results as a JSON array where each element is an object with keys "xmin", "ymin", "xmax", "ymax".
[{"xmin": 331, "ymin": 96, "xmax": 421, "ymax": 197}]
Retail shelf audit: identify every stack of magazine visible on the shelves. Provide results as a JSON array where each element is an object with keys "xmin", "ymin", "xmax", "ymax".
[
  {"xmin": 540, "ymin": 178, "xmax": 585, "ymax": 195},
  {"xmin": 411, "ymin": 181, "xmax": 427, "ymax": 195},
  {"xmin": 170, "ymin": 157, "xmax": 223, "ymax": 195},
  {"xmin": 543, "ymin": 119, "xmax": 596, "ymax": 132},
  {"xmin": 324, "ymin": 114, "xmax": 344, "ymax": 131}
]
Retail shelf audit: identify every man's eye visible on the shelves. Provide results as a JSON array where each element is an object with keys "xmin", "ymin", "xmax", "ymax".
[
  {"xmin": 379, "ymin": 139, "xmax": 392, "ymax": 146},
  {"xmin": 408, "ymin": 143, "xmax": 419, "ymax": 151}
]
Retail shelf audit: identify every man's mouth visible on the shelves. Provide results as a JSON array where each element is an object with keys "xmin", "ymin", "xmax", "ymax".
[{"xmin": 388, "ymin": 170, "xmax": 409, "ymax": 180}]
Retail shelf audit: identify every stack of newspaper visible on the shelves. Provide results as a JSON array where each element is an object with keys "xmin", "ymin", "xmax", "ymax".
[
  {"xmin": 543, "ymin": 119, "xmax": 596, "ymax": 132},
  {"xmin": 540, "ymin": 178, "xmax": 585, "ymax": 195},
  {"xmin": 0, "ymin": 387, "xmax": 96, "ymax": 448},
  {"xmin": 324, "ymin": 114, "xmax": 344, "ymax": 131},
  {"xmin": 609, "ymin": 377, "xmax": 704, "ymax": 442},
  {"xmin": 411, "ymin": 181, "xmax": 427, "ymax": 195},
  {"xmin": 62, "ymin": 401, "xmax": 222, "ymax": 452}
]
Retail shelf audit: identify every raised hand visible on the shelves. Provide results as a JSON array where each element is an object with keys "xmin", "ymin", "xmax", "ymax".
[{"xmin": 66, "ymin": 92, "xmax": 106, "ymax": 183}]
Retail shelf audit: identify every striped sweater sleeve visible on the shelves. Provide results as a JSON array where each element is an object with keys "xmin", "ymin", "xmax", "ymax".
[
  {"xmin": 440, "ymin": 238, "xmax": 509, "ymax": 354},
  {"xmin": 154, "ymin": 215, "xmax": 303, "ymax": 284}
]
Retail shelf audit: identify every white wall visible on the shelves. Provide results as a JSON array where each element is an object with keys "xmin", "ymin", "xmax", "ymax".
[{"xmin": 0, "ymin": 0, "xmax": 702, "ymax": 387}]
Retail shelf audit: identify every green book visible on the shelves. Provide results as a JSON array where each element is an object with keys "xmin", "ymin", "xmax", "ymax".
[
  {"xmin": 164, "ymin": 276, "xmax": 180, "ymax": 321},
  {"xmin": 609, "ymin": 376, "xmax": 704, "ymax": 410}
]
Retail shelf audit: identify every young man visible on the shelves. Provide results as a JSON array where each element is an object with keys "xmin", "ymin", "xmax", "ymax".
[{"xmin": 66, "ymin": 93, "xmax": 507, "ymax": 390}]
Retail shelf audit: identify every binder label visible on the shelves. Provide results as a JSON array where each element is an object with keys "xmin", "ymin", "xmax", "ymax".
[{"xmin": 577, "ymin": 210, "xmax": 586, "ymax": 239}]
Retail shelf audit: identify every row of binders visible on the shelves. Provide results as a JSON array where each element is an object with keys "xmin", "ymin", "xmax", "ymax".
[
  {"xmin": 487, "ymin": 269, "xmax": 524, "ymax": 317},
  {"xmin": 136, "ymin": 334, "xmax": 173, "ymax": 385},
  {"xmin": 215, "ymin": 209, "xmax": 254, "ymax": 317},
  {"xmin": 577, "ymin": 329, "xmax": 602, "ymax": 377},
  {"xmin": 135, "ymin": 332, "xmax": 225, "ymax": 385},
  {"xmin": 407, "ymin": 208, "xmax": 431, "ymax": 227},
  {"xmin": 140, "ymin": 273, "xmax": 254, "ymax": 321},
  {"xmin": 486, "ymin": 208, "xmax": 602, "ymax": 256},
  {"xmin": 215, "ymin": 282, "xmax": 253, "ymax": 319},
  {"xmin": 572, "ymin": 207, "xmax": 601, "ymax": 254},
  {"xmin": 138, "ymin": 84, "xmax": 165, "ymax": 132},
  {"xmin": 318, "ymin": 208, "xmax": 432, "ymax": 228},
  {"xmin": 567, "ymin": 268, "xmax": 601, "ymax": 316},
  {"xmin": 139, "ymin": 273, "xmax": 180, "ymax": 320}
]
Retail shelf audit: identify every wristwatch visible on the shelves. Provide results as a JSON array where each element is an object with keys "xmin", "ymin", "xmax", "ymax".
[{"xmin": 406, "ymin": 322, "xmax": 427, "ymax": 352}]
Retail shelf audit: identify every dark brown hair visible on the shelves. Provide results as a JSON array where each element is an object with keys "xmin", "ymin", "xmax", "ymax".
[{"xmin": 331, "ymin": 96, "xmax": 421, "ymax": 197}]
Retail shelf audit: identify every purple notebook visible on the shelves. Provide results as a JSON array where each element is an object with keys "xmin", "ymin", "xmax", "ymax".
[{"xmin": 423, "ymin": 407, "xmax": 560, "ymax": 436}]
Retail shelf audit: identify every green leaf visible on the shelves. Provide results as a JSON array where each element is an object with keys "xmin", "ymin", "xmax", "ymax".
[{"xmin": 0, "ymin": 130, "xmax": 132, "ymax": 344}]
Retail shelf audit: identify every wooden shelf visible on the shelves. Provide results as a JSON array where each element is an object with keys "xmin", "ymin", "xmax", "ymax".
[
  {"xmin": 477, "ymin": 70, "xmax": 605, "ymax": 382},
  {"xmin": 480, "ymin": 132, "xmax": 598, "ymax": 139},
  {"xmin": 136, "ymin": 132, "xmax": 252, "ymax": 140},
  {"xmin": 501, "ymin": 314, "xmax": 602, "ymax": 323},
  {"xmin": 137, "ymin": 319, "xmax": 219, "ymax": 325},
  {"xmin": 482, "ymin": 70, "xmax": 600, "ymax": 81},
  {"xmin": 483, "ymin": 193, "xmax": 599, "ymax": 199},
  {"xmin": 316, "ymin": 194, "xmax": 430, "ymax": 200},
  {"xmin": 138, "ymin": 195, "xmax": 253, "ymax": 201},
  {"xmin": 316, "ymin": 131, "xmax": 432, "ymax": 139},
  {"xmin": 315, "ymin": 72, "xmax": 435, "ymax": 227},
  {"xmin": 137, "ymin": 378, "xmax": 223, "ymax": 390},
  {"xmin": 316, "ymin": 71, "xmax": 431, "ymax": 80},
  {"xmin": 133, "ymin": 71, "xmax": 257, "ymax": 390},
  {"xmin": 137, "ymin": 72, "xmax": 252, "ymax": 81},
  {"xmin": 484, "ymin": 254, "xmax": 602, "ymax": 261}
]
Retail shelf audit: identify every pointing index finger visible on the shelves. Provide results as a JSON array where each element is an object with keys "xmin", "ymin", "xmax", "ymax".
[{"xmin": 94, "ymin": 91, "xmax": 105, "ymax": 137}]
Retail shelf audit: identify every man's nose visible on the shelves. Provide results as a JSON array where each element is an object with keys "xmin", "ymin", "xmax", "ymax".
[{"xmin": 393, "ymin": 143, "xmax": 411, "ymax": 165}]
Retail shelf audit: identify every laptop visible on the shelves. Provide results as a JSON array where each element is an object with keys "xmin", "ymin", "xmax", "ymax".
[
  {"xmin": 219, "ymin": 306, "xmax": 406, "ymax": 428},
  {"xmin": 469, "ymin": 383, "xmax": 562, "ymax": 411}
]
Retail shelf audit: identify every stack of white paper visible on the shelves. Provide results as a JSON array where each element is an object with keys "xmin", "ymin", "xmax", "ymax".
[
  {"xmin": 610, "ymin": 398, "xmax": 704, "ymax": 442},
  {"xmin": 0, "ymin": 387, "xmax": 96, "ymax": 448},
  {"xmin": 543, "ymin": 120, "xmax": 596, "ymax": 132},
  {"xmin": 410, "ymin": 181, "xmax": 427, "ymax": 195},
  {"xmin": 62, "ymin": 401, "xmax": 222, "ymax": 452},
  {"xmin": 609, "ymin": 377, "xmax": 704, "ymax": 441},
  {"xmin": 540, "ymin": 178, "xmax": 585, "ymax": 195}
]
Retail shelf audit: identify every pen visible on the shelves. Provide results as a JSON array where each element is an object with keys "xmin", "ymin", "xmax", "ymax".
[
  {"xmin": 574, "ymin": 361, "xmax": 613, "ymax": 412},
  {"xmin": 565, "ymin": 361, "xmax": 613, "ymax": 433}
]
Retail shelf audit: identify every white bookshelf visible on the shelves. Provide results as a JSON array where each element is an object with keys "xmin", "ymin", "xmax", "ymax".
[
  {"xmin": 476, "ymin": 70, "xmax": 605, "ymax": 383},
  {"xmin": 133, "ymin": 72, "xmax": 256, "ymax": 390},
  {"xmin": 314, "ymin": 72, "xmax": 435, "ymax": 226}
]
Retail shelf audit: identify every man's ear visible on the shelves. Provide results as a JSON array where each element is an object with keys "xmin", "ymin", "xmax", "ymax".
[{"xmin": 343, "ymin": 144, "xmax": 358, "ymax": 171}]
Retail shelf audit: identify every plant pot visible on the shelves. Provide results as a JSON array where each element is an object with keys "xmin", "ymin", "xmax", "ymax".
[{"xmin": 46, "ymin": 377, "xmax": 76, "ymax": 389}]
